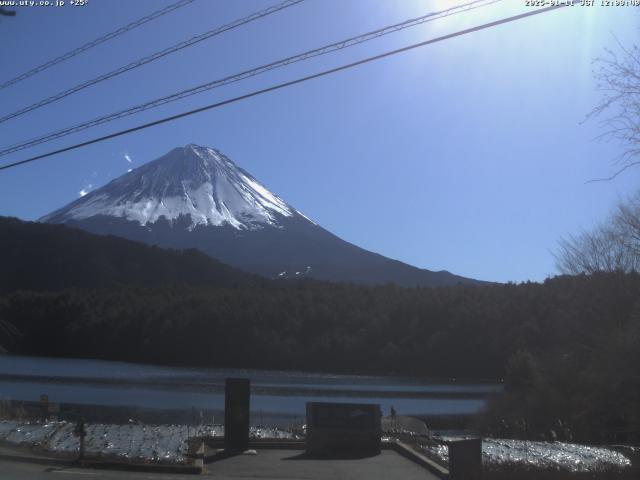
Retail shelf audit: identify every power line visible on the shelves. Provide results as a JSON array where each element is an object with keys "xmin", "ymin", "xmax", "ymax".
[
  {"xmin": 0, "ymin": 0, "xmax": 304, "ymax": 124},
  {"xmin": 0, "ymin": 4, "xmax": 567, "ymax": 173},
  {"xmin": 0, "ymin": 0, "xmax": 499, "ymax": 157},
  {"xmin": 0, "ymin": 0, "xmax": 196, "ymax": 91}
]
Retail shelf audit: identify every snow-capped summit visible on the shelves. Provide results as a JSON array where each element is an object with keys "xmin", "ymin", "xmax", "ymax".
[
  {"xmin": 42, "ymin": 145, "xmax": 482, "ymax": 287},
  {"xmin": 42, "ymin": 144, "xmax": 304, "ymax": 230}
]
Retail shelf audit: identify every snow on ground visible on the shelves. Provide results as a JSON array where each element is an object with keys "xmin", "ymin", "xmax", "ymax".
[
  {"xmin": 0, "ymin": 420, "xmax": 296, "ymax": 464},
  {"xmin": 0, "ymin": 419, "xmax": 631, "ymax": 472},
  {"xmin": 422, "ymin": 437, "xmax": 631, "ymax": 473}
]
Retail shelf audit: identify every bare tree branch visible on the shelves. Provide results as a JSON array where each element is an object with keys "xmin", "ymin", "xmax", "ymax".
[
  {"xmin": 587, "ymin": 35, "xmax": 640, "ymax": 181},
  {"xmin": 555, "ymin": 192, "xmax": 640, "ymax": 274},
  {"xmin": 586, "ymin": 160, "xmax": 640, "ymax": 183}
]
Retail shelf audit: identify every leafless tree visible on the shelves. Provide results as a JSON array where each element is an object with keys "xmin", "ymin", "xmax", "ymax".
[
  {"xmin": 555, "ymin": 193, "xmax": 640, "ymax": 274},
  {"xmin": 588, "ymin": 38, "xmax": 640, "ymax": 181},
  {"xmin": 559, "ymin": 35, "xmax": 640, "ymax": 274},
  {"xmin": 615, "ymin": 193, "xmax": 640, "ymax": 257}
]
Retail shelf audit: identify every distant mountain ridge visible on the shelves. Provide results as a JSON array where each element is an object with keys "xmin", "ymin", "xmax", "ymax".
[
  {"xmin": 42, "ymin": 144, "xmax": 483, "ymax": 287},
  {"xmin": 0, "ymin": 216, "xmax": 262, "ymax": 293}
]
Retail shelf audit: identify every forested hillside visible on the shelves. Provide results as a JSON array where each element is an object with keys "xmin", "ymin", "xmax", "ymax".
[
  {"xmin": 3, "ymin": 273, "xmax": 637, "ymax": 379},
  {"xmin": 0, "ymin": 216, "xmax": 263, "ymax": 293}
]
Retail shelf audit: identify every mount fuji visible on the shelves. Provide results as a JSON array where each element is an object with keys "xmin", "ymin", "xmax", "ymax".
[{"xmin": 42, "ymin": 144, "xmax": 480, "ymax": 286}]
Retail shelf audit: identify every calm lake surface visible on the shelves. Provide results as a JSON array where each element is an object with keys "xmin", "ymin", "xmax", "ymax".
[{"xmin": 0, "ymin": 355, "xmax": 500, "ymax": 422}]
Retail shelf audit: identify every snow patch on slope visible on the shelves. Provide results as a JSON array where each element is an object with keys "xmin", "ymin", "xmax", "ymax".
[{"xmin": 42, "ymin": 145, "xmax": 298, "ymax": 231}]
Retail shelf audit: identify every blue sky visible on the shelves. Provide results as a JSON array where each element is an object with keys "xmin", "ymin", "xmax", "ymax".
[{"xmin": 0, "ymin": 0, "xmax": 638, "ymax": 283}]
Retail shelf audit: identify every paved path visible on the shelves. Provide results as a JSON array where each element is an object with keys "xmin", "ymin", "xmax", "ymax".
[
  {"xmin": 205, "ymin": 449, "xmax": 439, "ymax": 479},
  {"xmin": 0, "ymin": 459, "xmax": 195, "ymax": 480},
  {"xmin": 0, "ymin": 449, "xmax": 440, "ymax": 479}
]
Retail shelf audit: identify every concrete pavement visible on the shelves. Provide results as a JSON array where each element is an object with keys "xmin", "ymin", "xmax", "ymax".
[
  {"xmin": 0, "ymin": 448, "xmax": 442, "ymax": 479},
  {"xmin": 203, "ymin": 449, "xmax": 439, "ymax": 479},
  {"xmin": 0, "ymin": 459, "xmax": 198, "ymax": 479}
]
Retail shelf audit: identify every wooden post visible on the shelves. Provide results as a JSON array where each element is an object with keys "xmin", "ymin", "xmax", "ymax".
[
  {"xmin": 224, "ymin": 378, "xmax": 250, "ymax": 452},
  {"xmin": 449, "ymin": 438, "xmax": 482, "ymax": 480}
]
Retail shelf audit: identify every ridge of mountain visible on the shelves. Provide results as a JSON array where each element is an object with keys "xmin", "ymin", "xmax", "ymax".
[
  {"xmin": 42, "ymin": 145, "xmax": 484, "ymax": 287},
  {"xmin": 0, "ymin": 216, "xmax": 263, "ymax": 293}
]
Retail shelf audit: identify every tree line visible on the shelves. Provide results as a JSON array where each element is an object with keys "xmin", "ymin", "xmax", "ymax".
[{"xmin": 1, "ymin": 272, "xmax": 639, "ymax": 441}]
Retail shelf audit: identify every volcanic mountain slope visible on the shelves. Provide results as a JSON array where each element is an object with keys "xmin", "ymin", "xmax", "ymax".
[{"xmin": 42, "ymin": 144, "xmax": 481, "ymax": 287}]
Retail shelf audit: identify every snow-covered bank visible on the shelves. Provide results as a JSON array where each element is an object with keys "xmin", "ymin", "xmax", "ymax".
[
  {"xmin": 422, "ymin": 437, "xmax": 632, "ymax": 473},
  {"xmin": 0, "ymin": 420, "xmax": 297, "ymax": 464},
  {"xmin": 0, "ymin": 419, "xmax": 631, "ymax": 472}
]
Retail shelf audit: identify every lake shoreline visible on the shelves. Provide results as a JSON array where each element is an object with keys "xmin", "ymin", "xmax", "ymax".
[
  {"xmin": 0, "ymin": 352, "xmax": 502, "ymax": 384},
  {"xmin": 0, "ymin": 354, "xmax": 496, "ymax": 423}
]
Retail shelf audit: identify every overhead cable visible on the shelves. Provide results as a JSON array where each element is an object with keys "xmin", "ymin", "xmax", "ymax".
[
  {"xmin": 0, "ymin": 4, "xmax": 568, "ymax": 172},
  {"xmin": 0, "ymin": 0, "xmax": 196, "ymax": 91},
  {"xmin": 0, "ymin": 0, "xmax": 499, "ymax": 157},
  {"xmin": 0, "ymin": 0, "xmax": 304, "ymax": 124}
]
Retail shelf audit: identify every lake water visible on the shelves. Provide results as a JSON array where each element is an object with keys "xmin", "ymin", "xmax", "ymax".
[{"xmin": 0, "ymin": 355, "xmax": 500, "ymax": 423}]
